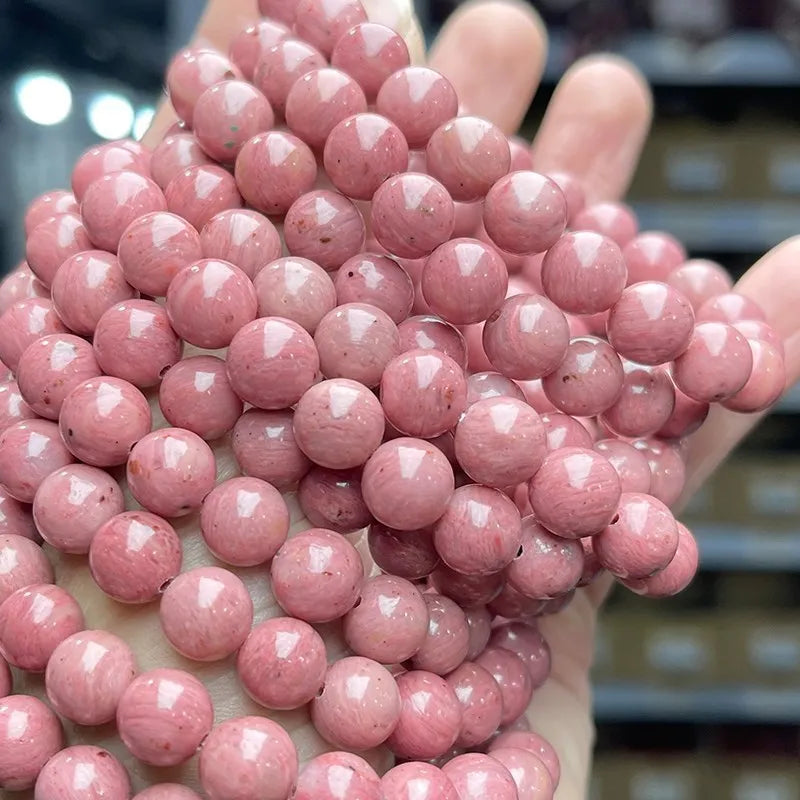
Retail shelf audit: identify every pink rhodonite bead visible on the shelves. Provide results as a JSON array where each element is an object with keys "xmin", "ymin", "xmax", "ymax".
[
  {"xmin": 133, "ymin": 785, "xmax": 203, "ymax": 800},
  {"xmin": 0, "ymin": 298, "xmax": 69, "ymax": 373},
  {"xmin": 26, "ymin": 212, "xmax": 93, "ymax": 287},
  {"xmin": 0, "ymin": 381, "xmax": 36, "ymax": 436},
  {"xmin": 398, "ymin": 314, "xmax": 468, "ymax": 369},
  {"xmin": 446, "ymin": 661, "xmax": 503, "ymax": 748},
  {"xmin": 293, "ymin": 752, "xmax": 380, "ymax": 800},
  {"xmin": 229, "ymin": 19, "xmax": 290, "ymax": 80},
  {"xmin": 381, "ymin": 762, "xmax": 459, "ymax": 800},
  {"xmin": 165, "ymin": 164, "xmax": 243, "ymax": 231},
  {"xmin": 411, "ymin": 593, "xmax": 470, "ymax": 676},
  {"xmin": 368, "ymin": 523, "xmax": 440, "ymax": 581},
  {"xmin": 150, "ymin": 133, "xmax": 214, "ymax": 190},
  {"xmin": 623, "ymin": 231, "xmax": 686, "ymax": 284},
  {"xmin": 298, "ymin": 466, "xmax": 372, "ymax": 533},
  {"xmin": 116, "ymin": 668, "xmax": 213, "ymax": 767},
  {"xmin": 572, "ymin": 201, "xmax": 639, "ymax": 247},
  {"xmin": 442, "ymin": 753, "xmax": 519, "ymax": 800},
  {"xmin": 490, "ymin": 747, "xmax": 556, "ymax": 800},
  {"xmin": 0, "ymin": 263, "xmax": 48, "ymax": 316},
  {"xmin": 475, "ymin": 648, "xmax": 533, "ymax": 726},
  {"xmin": 0, "ymin": 533, "xmax": 53, "ymax": 604},
  {"xmin": 490, "ymin": 730, "xmax": 561, "ymax": 787},
  {"xmin": 200, "ymin": 209, "xmax": 281, "ymax": 281},
  {"xmin": 71, "ymin": 140, "xmax": 150, "ymax": 201},
  {"xmin": 0, "ymin": 489, "xmax": 38, "ymax": 540},
  {"xmin": 34, "ymin": 746, "xmax": 131, "ymax": 800},
  {"xmin": 24, "ymin": 189, "xmax": 79, "ymax": 234},
  {"xmin": 490, "ymin": 622, "xmax": 552, "ymax": 689}
]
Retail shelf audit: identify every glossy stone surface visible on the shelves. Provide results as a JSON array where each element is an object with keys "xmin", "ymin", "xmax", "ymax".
[
  {"xmin": 442, "ymin": 753, "xmax": 518, "ymax": 800},
  {"xmin": 25, "ymin": 212, "xmax": 94, "ymax": 287},
  {"xmin": 200, "ymin": 209, "xmax": 281, "ymax": 280},
  {"xmin": 0, "ymin": 298, "xmax": 69, "ymax": 373},
  {"xmin": 33, "ymin": 746, "xmax": 131, "ymax": 800},
  {"xmin": 252, "ymin": 38, "xmax": 326, "ymax": 116},
  {"xmin": 297, "ymin": 466, "xmax": 372, "ymax": 533},
  {"xmin": 293, "ymin": 752, "xmax": 380, "ymax": 800},
  {"xmin": 411, "ymin": 593, "xmax": 470, "ymax": 676},
  {"xmin": 165, "ymin": 164, "xmax": 242, "ymax": 232}
]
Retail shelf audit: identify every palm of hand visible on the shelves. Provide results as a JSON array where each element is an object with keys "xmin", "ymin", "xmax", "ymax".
[{"xmin": 14, "ymin": 1, "xmax": 800, "ymax": 798}]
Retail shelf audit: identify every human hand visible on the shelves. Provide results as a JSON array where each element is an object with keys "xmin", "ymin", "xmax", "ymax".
[{"xmin": 7, "ymin": 0, "xmax": 800, "ymax": 798}]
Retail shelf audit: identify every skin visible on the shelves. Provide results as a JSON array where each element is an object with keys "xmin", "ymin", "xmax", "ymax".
[{"xmin": 12, "ymin": 1, "xmax": 800, "ymax": 798}]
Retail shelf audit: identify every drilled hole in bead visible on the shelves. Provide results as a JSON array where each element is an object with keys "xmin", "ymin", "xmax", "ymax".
[
  {"xmin": 352, "ymin": 595, "xmax": 362, "ymax": 608},
  {"xmin": 315, "ymin": 683, "xmax": 325, "ymax": 698},
  {"xmin": 514, "ymin": 545, "xmax": 523, "ymax": 559},
  {"xmin": 610, "ymin": 514, "xmax": 620, "ymax": 525},
  {"xmin": 159, "ymin": 364, "xmax": 172, "ymax": 379},
  {"xmin": 159, "ymin": 577, "xmax": 174, "ymax": 593}
]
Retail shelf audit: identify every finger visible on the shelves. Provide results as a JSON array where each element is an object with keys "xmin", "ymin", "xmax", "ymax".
[
  {"xmin": 530, "ymin": 55, "xmax": 652, "ymax": 203},
  {"xmin": 681, "ymin": 236, "xmax": 800, "ymax": 501},
  {"xmin": 427, "ymin": 0, "xmax": 547, "ymax": 134}
]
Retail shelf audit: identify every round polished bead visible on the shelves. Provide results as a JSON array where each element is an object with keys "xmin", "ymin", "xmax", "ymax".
[
  {"xmin": 117, "ymin": 211, "xmax": 202, "ymax": 297},
  {"xmin": 421, "ymin": 238, "xmax": 508, "ymax": 325},
  {"xmin": 368, "ymin": 523, "xmax": 439, "ymax": 580},
  {"xmin": 482, "ymin": 294, "xmax": 569, "ymax": 380},
  {"xmin": 166, "ymin": 259, "xmax": 257, "ymax": 349},
  {"xmin": 159, "ymin": 355, "xmax": 242, "ymax": 441},
  {"xmin": 89, "ymin": 511, "xmax": 181, "ymax": 603},
  {"xmin": 429, "ymin": 564, "xmax": 504, "ymax": 609},
  {"xmin": 59, "ymin": 377, "xmax": 151, "ymax": 467},
  {"xmin": 547, "ymin": 171, "xmax": 585, "ymax": 223},
  {"xmin": 0, "ymin": 492, "xmax": 38, "ymax": 541},
  {"xmin": 381, "ymin": 349, "xmax": 467, "ymax": 438},
  {"xmin": 541, "ymin": 336, "xmax": 624, "ymax": 416},
  {"xmin": 45, "ymin": 629, "xmax": 136, "ymax": 725},
  {"xmin": 0, "ymin": 381, "xmax": 36, "ymax": 435},
  {"xmin": 127, "ymin": 428, "xmax": 216, "ymax": 518},
  {"xmin": 666, "ymin": 258, "xmax": 732, "ymax": 311},
  {"xmin": 0, "ymin": 583, "xmax": 84, "ymax": 671},
  {"xmin": 362, "ymin": 438, "xmax": 454, "ymax": 530},
  {"xmin": 335, "ymin": 253, "xmax": 413, "ymax": 324},
  {"xmin": 475, "ymin": 648, "xmax": 532, "ymax": 726},
  {"xmin": 398, "ymin": 314, "xmax": 467, "ymax": 369},
  {"xmin": 0, "ymin": 263, "xmax": 48, "ymax": 316},
  {"xmin": 446, "ymin": 662, "xmax": 503, "ymax": 748},
  {"xmin": 387, "ymin": 670, "xmax": 462, "ymax": 759},
  {"xmin": 284, "ymin": 190, "xmax": 365, "ymax": 271},
  {"xmin": 540, "ymin": 411, "xmax": 594, "ymax": 452},
  {"xmin": 594, "ymin": 492, "xmax": 679, "ymax": 579},
  {"xmin": 227, "ymin": 317, "xmax": 319, "ymax": 409},
  {"xmin": 487, "ymin": 582, "xmax": 545, "ymax": 622},
  {"xmin": 33, "ymin": 465, "xmax": 123, "ymax": 555},
  {"xmin": 235, "ymin": 131, "xmax": 317, "ymax": 215},
  {"xmin": 93, "ymin": 300, "xmax": 182, "ymax": 388},
  {"xmin": 34, "ymin": 746, "xmax": 130, "ymax": 800},
  {"xmin": 434, "ymin": 485, "xmax": 522, "ymax": 576},
  {"xmin": 371, "ymin": 172, "xmax": 455, "ymax": 259},
  {"xmin": 722, "ymin": 339, "xmax": 785, "ymax": 413},
  {"xmin": 315, "ymin": 302, "xmax": 400, "ymax": 387},
  {"xmin": 25, "ymin": 190, "xmax": 79, "ymax": 234},
  {"xmin": 324, "ymin": 113, "xmax": 409, "ymax": 201},
  {"xmin": 312, "ymin": 656, "xmax": 400, "ymax": 750},
  {"xmin": 697, "ymin": 291, "xmax": 765, "ymax": 325},
  {"xmin": 193, "ymin": 80, "xmax": 274, "ymax": 163},
  {"xmin": 506, "ymin": 517, "xmax": 584, "ymax": 599},
  {"xmin": 606, "ymin": 281, "xmax": 695, "ymax": 366},
  {"xmin": 454, "ymin": 397, "xmax": 546, "ymax": 488},
  {"xmin": 150, "ymin": 134, "xmax": 214, "ymax": 190},
  {"xmin": 0, "ymin": 534, "xmax": 53, "ymax": 604},
  {"xmin": 380, "ymin": 762, "xmax": 458, "ymax": 800},
  {"xmin": 237, "ymin": 616, "xmax": 326, "ymax": 710},
  {"xmin": 254, "ymin": 257, "xmax": 336, "ymax": 333},
  {"xmin": 466, "ymin": 371, "xmax": 526, "ymax": 406},
  {"xmin": 229, "ymin": 19, "xmax": 290, "ymax": 79},
  {"xmin": 52, "ymin": 250, "xmax": 137, "ymax": 335},
  {"xmin": 295, "ymin": 0, "xmax": 367, "ymax": 56},
  {"xmin": 26, "ymin": 212, "xmax": 94, "ymax": 287},
  {"xmin": 442, "ymin": 753, "xmax": 518, "ymax": 800},
  {"xmin": 160, "ymin": 566, "xmax": 252, "ymax": 661},
  {"xmin": 199, "ymin": 716, "xmax": 297, "ymax": 800},
  {"xmin": 490, "ymin": 622, "xmax": 551, "ymax": 689},
  {"xmin": 165, "ymin": 164, "xmax": 242, "ymax": 231},
  {"xmin": 0, "ymin": 694, "xmax": 63, "ymax": 790},
  {"xmin": 331, "ymin": 22, "xmax": 409, "ymax": 100},
  {"xmin": 253, "ymin": 38, "xmax": 326, "ymax": 118},
  {"xmin": 293, "ymin": 752, "xmax": 380, "ymax": 800},
  {"xmin": 490, "ymin": 747, "xmax": 555, "ymax": 800},
  {"xmin": 71, "ymin": 141, "xmax": 149, "ymax": 201},
  {"xmin": 638, "ymin": 438, "xmax": 686, "ymax": 508},
  {"xmin": 200, "ymin": 209, "xmax": 281, "ymax": 280},
  {"xmin": 571, "ymin": 201, "xmax": 638, "ymax": 247},
  {"xmin": 166, "ymin": 48, "xmax": 242, "ymax": 125},
  {"xmin": 672, "ymin": 322, "xmax": 753, "ymax": 402},
  {"xmin": 623, "ymin": 520, "xmax": 699, "ymax": 598},
  {"xmin": 0, "ymin": 298, "xmax": 69, "ymax": 373},
  {"xmin": 286, "ymin": 68, "xmax": 367, "ymax": 149},
  {"xmin": 623, "ymin": 231, "xmax": 686, "ymax": 284},
  {"xmin": 462, "ymin": 607, "xmax": 491, "ymax": 661},
  {"xmin": 293, "ymin": 379, "xmax": 384, "ymax": 469},
  {"xmin": 117, "ymin": 668, "xmax": 213, "ymax": 767},
  {"xmin": 17, "ymin": 334, "xmax": 100, "ymax": 420},
  {"xmin": 541, "ymin": 231, "xmax": 626, "ymax": 315},
  {"xmin": 271, "ymin": 528, "xmax": 363, "ymax": 622},
  {"xmin": 425, "ymin": 116, "xmax": 510, "ymax": 202},
  {"xmin": 133, "ymin": 785, "xmax": 203, "ymax": 800},
  {"xmin": 0, "ymin": 419, "xmax": 74, "ymax": 503},
  {"xmin": 528, "ymin": 447, "xmax": 621, "ymax": 539},
  {"xmin": 81, "ymin": 172, "xmax": 167, "ymax": 253},
  {"xmin": 484, "ymin": 172, "xmax": 566, "ymax": 255},
  {"xmin": 411, "ymin": 593, "xmax": 469, "ymax": 675},
  {"xmin": 201, "ymin": 476, "xmax": 288, "ymax": 567},
  {"xmin": 377, "ymin": 67, "xmax": 459, "ymax": 149},
  {"xmin": 656, "ymin": 385, "xmax": 710, "ymax": 439},
  {"xmin": 231, "ymin": 408, "xmax": 311, "ymax": 490},
  {"xmin": 343, "ymin": 574, "xmax": 428, "ymax": 663},
  {"xmin": 594, "ymin": 438, "xmax": 651, "ymax": 494},
  {"xmin": 733, "ymin": 319, "xmax": 783, "ymax": 351},
  {"xmin": 600, "ymin": 362, "xmax": 675, "ymax": 438},
  {"xmin": 490, "ymin": 730, "xmax": 560, "ymax": 786},
  {"xmin": 297, "ymin": 467, "xmax": 372, "ymax": 533}
]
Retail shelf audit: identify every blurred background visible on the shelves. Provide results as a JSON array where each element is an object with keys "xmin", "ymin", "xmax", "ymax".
[{"xmin": 2, "ymin": 0, "xmax": 800, "ymax": 796}]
